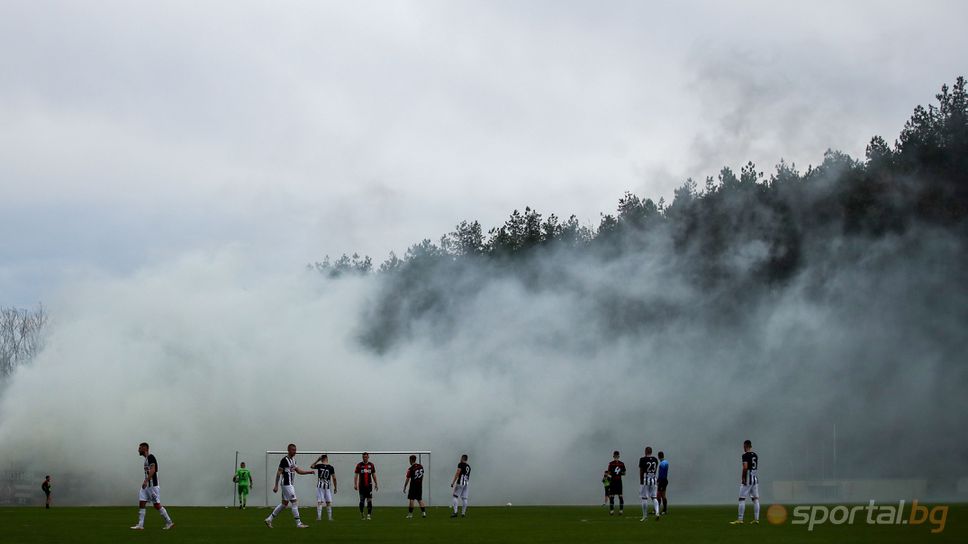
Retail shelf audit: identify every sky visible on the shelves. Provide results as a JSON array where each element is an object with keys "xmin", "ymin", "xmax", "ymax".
[{"xmin": 2, "ymin": 0, "xmax": 967, "ymax": 305}]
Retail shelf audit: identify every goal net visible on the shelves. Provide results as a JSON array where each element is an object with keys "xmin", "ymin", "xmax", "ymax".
[{"xmin": 261, "ymin": 450, "xmax": 432, "ymax": 507}]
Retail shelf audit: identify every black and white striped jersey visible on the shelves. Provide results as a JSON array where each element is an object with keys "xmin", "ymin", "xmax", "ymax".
[
  {"xmin": 279, "ymin": 456, "xmax": 298, "ymax": 486},
  {"xmin": 143, "ymin": 454, "xmax": 159, "ymax": 486},
  {"xmin": 638, "ymin": 455, "xmax": 658, "ymax": 485},
  {"xmin": 456, "ymin": 462, "xmax": 471, "ymax": 486},
  {"xmin": 742, "ymin": 451, "xmax": 759, "ymax": 484},
  {"xmin": 315, "ymin": 464, "xmax": 335, "ymax": 489}
]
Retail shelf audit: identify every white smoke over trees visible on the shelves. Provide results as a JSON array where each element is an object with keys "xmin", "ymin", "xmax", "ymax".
[{"xmin": 0, "ymin": 78, "xmax": 966, "ymax": 506}]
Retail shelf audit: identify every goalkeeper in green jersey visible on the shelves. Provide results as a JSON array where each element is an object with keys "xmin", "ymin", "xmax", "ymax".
[{"xmin": 233, "ymin": 462, "xmax": 254, "ymax": 509}]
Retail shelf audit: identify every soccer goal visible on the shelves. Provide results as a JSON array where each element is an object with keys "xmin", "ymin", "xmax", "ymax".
[{"xmin": 263, "ymin": 450, "xmax": 432, "ymax": 507}]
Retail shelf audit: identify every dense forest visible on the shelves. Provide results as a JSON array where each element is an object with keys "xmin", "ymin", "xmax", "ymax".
[{"xmin": 312, "ymin": 77, "xmax": 967, "ymax": 354}]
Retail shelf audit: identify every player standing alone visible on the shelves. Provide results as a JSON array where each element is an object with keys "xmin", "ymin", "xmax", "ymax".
[
  {"xmin": 130, "ymin": 442, "xmax": 174, "ymax": 530},
  {"xmin": 41, "ymin": 475, "xmax": 51, "ymax": 509},
  {"xmin": 606, "ymin": 450, "xmax": 626, "ymax": 516},
  {"xmin": 233, "ymin": 461, "xmax": 253, "ymax": 509},
  {"xmin": 731, "ymin": 439, "xmax": 760, "ymax": 525},
  {"xmin": 404, "ymin": 454, "xmax": 427, "ymax": 519},
  {"xmin": 657, "ymin": 451, "xmax": 669, "ymax": 515},
  {"xmin": 310, "ymin": 454, "xmax": 337, "ymax": 521},
  {"xmin": 265, "ymin": 443, "xmax": 313, "ymax": 528},
  {"xmin": 638, "ymin": 446, "xmax": 661, "ymax": 522},
  {"xmin": 450, "ymin": 454, "xmax": 471, "ymax": 518},
  {"xmin": 601, "ymin": 470, "xmax": 610, "ymax": 506},
  {"xmin": 354, "ymin": 452, "xmax": 379, "ymax": 520}
]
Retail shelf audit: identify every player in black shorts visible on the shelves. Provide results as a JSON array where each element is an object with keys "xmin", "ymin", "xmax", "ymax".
[
  {"xmin": 41, "ymin": 476, "xmax": 52, "ymax": 509},
  {"xmin": 403, "ymin": 454, "xmax": 427, "ymax": 519},
  {"xmin": 354, "ymin": 452, "xmax": 379, "ymax": 520},
  {"xmin": 657, "ymin": 451, "xmax": 669, "ymax": 515},
  {"xmin": 606, "ymin": 451, "xmax": 626, "ymax": 515}
]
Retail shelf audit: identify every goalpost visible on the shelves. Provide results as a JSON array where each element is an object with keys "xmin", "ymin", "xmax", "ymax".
[{"xmin": 263, "ymin": 450, "xmax": 432, "ymax": 508}]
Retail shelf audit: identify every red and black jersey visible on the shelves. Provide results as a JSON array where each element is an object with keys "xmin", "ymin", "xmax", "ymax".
[
  {"xmin": 406, "ymin": 463, "xmax": 424, "ymax": 483},
  {"xmin": 355, "ymin": 461, "xmax": 376, "ymax": 487},
  {"xmin": 607, "ymin": 460, "xmax": 626, "ymax": 483}
]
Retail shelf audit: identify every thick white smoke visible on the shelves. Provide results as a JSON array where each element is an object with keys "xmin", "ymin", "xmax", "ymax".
[{"xmin": 0, "ymin": 223, "xmax": 965, "ymax": 505}]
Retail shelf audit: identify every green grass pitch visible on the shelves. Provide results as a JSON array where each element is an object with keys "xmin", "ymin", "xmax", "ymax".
[{"xmin": 1, "ymin": 504, "xmax": 964, "ymax": 543}]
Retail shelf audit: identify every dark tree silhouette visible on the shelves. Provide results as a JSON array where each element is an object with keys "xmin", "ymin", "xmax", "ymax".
[{"xmin": 307, "ymin": 77, "xmax": 968, "ymax": 353}]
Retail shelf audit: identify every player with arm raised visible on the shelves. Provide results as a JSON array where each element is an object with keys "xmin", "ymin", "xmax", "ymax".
[
  {"xmin": 731, "ymin": 439, "xmax": 760, "ymax": 525},
  {"xmin": 354, "ymin": 452, "xmax": 378, "ymax": 520},
  {"xmin": 404, "ymin": 454, "xmax": 428, "ymax": 519},
  {"xmin": 638, "ymin": 446, "xmax": 660, "ymax": 522},
  {"xmin": 657, "ymin": 451, "xmax": 669, "ymax": 515},
  {"xmin": 606, "ymin": 450, "xmax": 626, "ymax": 516},
  {"xmin": 130, "ymin": 442, "xmax": 174, "ymax": 530},
  {"xmin": 449, "ymin": 454, "xmax": 471, "ymax": 518},
  {"xmin": 233, "ymin": 462, "xmax": 253, "ymax": 509},
  {"xmin": 310, "ymin": 454, "xmax": 337, "ymax": 521},
  {"xmin": 265, "ymin": 443, "xmax": 314, "ymax": 529}
]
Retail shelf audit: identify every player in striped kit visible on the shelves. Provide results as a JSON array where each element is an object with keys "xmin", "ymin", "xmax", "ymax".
[
  {"xmin": 731, "ymin": 439, "xmax": 760, "ymax": 525},
  {"xmin": 449, "ymin": 454, "xmax": 471, "ymax": 518},
  {"xmin": 130, "ymin": 442, "xmax": 174, "ymax": 530},
  {"xmin": 310, "ymin": 454, "xmax": 337, "ymax": 521},
  {"xmin": 265, "ymin": 443, "xmax": 314, "ymax": 529},
  {"xmin": 638, "ymin": 446, "xmax": 660, "ymax": 522}
]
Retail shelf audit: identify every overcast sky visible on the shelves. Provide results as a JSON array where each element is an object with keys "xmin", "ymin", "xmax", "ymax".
[{"xmin": 2, "ymin": 0, "xmax": 966, "ymax": 305}]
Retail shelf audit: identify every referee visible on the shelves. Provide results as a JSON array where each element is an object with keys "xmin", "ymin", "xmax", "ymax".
[{"xmin": 657, "ymin": 452, "xmax": 669, "ymax": 515}]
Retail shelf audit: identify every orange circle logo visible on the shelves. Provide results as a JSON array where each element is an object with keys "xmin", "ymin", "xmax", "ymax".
[{"xmin": 766, "ymin": 504, "xmax": 788, "ymax": 525}]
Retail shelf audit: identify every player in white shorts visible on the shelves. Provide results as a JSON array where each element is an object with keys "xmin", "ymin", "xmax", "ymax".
[
  {"xmin": 311, "ymin": 454, "xmax": 338, "ymax": 521},
  {"xmin": 139, "ymin": 485, "xmax": 160, "ymax": 503},
  {"xmin": 130, "ymin": 442, "xmax": 174, "ymax": 530},
  {"xmin": 731, "ymin": 439, "xmax": 761, "ymax": 525},
  {"xmin": 637, "ymin": 446, "xmax": 660, "ymax": 521},
  {"xmin": 450, "ymin": 454, "xmax": 471, "ymax": 518},
  {"xmin": 265, "ymin": 443, "xmax": 314, "ymax": 528},
  {"xmin": 453, "ymin": 481, "xmax": 470, "ymax": 500}
]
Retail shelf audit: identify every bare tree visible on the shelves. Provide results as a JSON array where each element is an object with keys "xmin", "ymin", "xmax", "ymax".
[{"xmin": 0, "ymin": 305, "xmax": 48, "ymax": 378}]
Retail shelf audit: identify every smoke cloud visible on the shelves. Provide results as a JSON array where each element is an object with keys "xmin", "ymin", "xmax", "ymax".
[{"xmin": 1, "ymin": 194, "xmax": 964, "ymax": 505}]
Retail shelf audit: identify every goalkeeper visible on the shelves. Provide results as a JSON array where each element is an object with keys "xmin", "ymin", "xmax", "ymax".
[{"xmin": 234, "ymin": 462, "xmax": 254, "ymax": 509}]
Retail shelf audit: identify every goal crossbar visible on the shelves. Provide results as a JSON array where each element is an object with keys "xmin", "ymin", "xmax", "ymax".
[
  {"xmin": 263, "ymin": 450, "xmax": 432, "ymax": 507},
  {"xmin": 265, "ymin": 450, "xmax": 431, "ymax": 455}
]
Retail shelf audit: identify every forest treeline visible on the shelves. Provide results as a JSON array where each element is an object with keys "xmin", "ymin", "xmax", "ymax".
[{"xmin": 311, "ymin": 77, "xmax": 968, "ymax": 353}]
